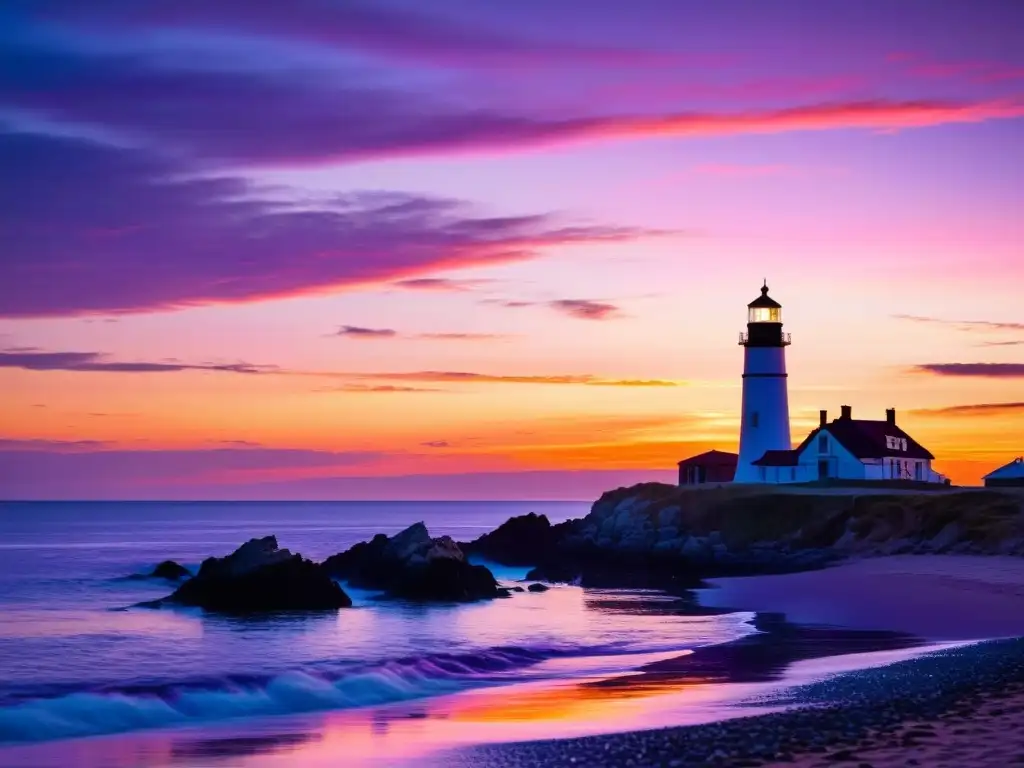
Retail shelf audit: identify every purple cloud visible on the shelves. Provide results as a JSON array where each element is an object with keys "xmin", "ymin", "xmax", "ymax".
[
  {"xmin": 549, "ymin": 299, "xmax": 622, "ymax": 320},
  {"xmin": 29, "ymin": 1, "xmax": 677, "ymax": 71},
  {"xmin": 393, "ymin": 278, "xmax": 489, "ymax": 292},
  {"xmin": 420, "ymin": 441, "xmax": 450, "ymax": 448},
  {"xmin": 0, "ymin": 438, "xmax": 113, "ymax": 452},
  {"xmin": 0, "ymin": 349, "xmax": 270, "ymax": 374},
  {"xmin": 3, "ymin": 38, "xmax": 1022, "ymax": 170},
  {"xmin": 913, "ymin": 363, "xmax": 1024, "ymax": 377},
  {"xmin": 0, "ymin": 131, "xmax": 645, "ymax": 317},
  {"xmin": 483, "ymin": 298, "xmax": 623, "ymax": 320},
  {"xmin": 416, "ymin": 333, "xmax": 509, "ymax": 341},
  {"xmin": 0, "ymin": 444, "xmax": 384, "ymax": 498},
  {"xmin": 337, "ymin": 326, "xmax": 398, "ymax": 339}
]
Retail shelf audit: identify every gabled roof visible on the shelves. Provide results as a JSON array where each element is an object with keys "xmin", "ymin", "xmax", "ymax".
[
  {"xmin": 677, "ymin": 449, "xmax": 738, "ymax": 468},
  {"xmin": 984, "ymin": 457, "xmax": 1024, "ymax": 480},
  {"xmin": 795, "ymin": 418, "xmax": 934, "ymax": 461},
  {"xmin": 752, "ymin": 450, "xmax": 799, "ymax": 467}
]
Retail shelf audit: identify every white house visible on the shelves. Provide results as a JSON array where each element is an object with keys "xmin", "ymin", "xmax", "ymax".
[
  {"xmin": 751, "ymin": 405, "xmax": 947, "ymax": 484},
  {"xmin": 984, "ymin": 457, "xmax": 1024, "ymax": 488}
]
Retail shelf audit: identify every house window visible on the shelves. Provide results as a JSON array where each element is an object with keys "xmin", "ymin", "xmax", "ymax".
[
  {"xmin": 818, "ymin": 434, "xmax": 828, "ymax": 453},
  {"xmin": 751, "ymin": 411, "xmax": 759, "ymax": 428},
  {"xmin": 915, "ymin": 462, "xmax": 923, "ymax": 481},
  {"xmin": 759, "ymin": 466, "xmax": 766, "ymax": 481},
  {"xmin": 790, "ymin": 467, "xmax": 796, "ymax": 482}
]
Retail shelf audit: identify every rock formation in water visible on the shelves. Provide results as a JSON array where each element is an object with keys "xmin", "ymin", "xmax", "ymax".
[
  {"xmin": 161, "ymin": 536, "xmax": 351, "ymax": 612},
  {"xmin": 149, "ymin": 560, "xmax": 191, "ymax": 580},
  {"xmin": 459, "ymin": 511, "xmax": 569, "ymax": 565},
  {"xmin": 124, "ymin": 560, "xmax": 192, "ymax": 581},
  {"xmin": 322, "ymin": 522, "xmax": 498, "ymax": 602}
]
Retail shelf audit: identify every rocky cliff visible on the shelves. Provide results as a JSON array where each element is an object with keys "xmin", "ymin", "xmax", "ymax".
[{"xmin": 490, "ymin": 484, "xmax": 1024, "ymax": 587}]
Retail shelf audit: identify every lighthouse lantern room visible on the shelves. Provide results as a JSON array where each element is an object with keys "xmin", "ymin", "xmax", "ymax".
[{"xmin": 733, "ymin": 282, "xmax": 792, "ymax": 482}]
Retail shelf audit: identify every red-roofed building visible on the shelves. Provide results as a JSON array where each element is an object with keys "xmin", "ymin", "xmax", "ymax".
[
  {"xmin": 751, "ymin": 406, "xmax": 947, "ymax": 484},
  {"xmin": 677, "ymin": 450, "xmax": 738, "ymax": 486}
]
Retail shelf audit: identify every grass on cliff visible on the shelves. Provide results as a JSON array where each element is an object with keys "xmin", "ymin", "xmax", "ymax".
[{"xmin": 592, "ymin": 483, "xmax": 1024, "ymax": 551}]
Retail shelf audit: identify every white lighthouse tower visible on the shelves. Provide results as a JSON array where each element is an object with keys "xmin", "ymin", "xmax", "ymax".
[{"xmin": 733, "ymin": 282, "xmax": 792, "ymax": 482}]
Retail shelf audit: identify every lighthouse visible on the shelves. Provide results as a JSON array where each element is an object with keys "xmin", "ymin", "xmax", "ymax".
[{"xmin": 733, "ymin": 281, "xmax": 791, "ymax": 482}]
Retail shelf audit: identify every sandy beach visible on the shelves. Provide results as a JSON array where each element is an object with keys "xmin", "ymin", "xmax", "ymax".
[
  {"xmin": 699, "ymin": 554, "xmax": 1024, "ymax": 640},
  {"xmin": 455, "ymin": 555, "xmax": 1024, "ymax": 767}
]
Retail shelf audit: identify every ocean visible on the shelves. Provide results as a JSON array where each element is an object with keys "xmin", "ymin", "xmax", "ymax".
[
  {"xmin": 0, "ymin": 500, "xmax": 773, "ymax": 765},
  {"xmin": 0, "ymin": 500, "xmax": 931, "ymax": 767}
]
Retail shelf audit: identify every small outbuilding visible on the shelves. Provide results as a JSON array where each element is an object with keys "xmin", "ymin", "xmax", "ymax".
[
  {"xmin": 677, "ymin": 450, "xmax": 738, "ymax": 486},
  {"xmin": 984, "ymin": 457, "xmax": 1024, "ymax": 488}
]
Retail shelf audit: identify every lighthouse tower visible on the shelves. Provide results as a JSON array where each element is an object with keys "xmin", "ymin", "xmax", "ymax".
[{"xmin": 734, "ymin": 282, "xmax": 792, "ymax": 482}]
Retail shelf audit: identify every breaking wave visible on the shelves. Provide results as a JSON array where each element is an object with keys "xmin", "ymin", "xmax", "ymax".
[{"xmin": 0, "ymin": 643, "xmax": 630, "ymax": 743}]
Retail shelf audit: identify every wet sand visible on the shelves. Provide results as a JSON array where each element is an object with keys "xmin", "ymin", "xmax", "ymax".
[{"xmin": 699, "ymin": 554, "xmax": 1024, "ymax": 640}]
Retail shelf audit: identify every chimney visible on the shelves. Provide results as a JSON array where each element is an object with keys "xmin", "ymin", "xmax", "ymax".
[
  {"xmin": 886, "ymin": 408, "xmax": 896, "ymax": 426},
  {"xmin": 840, "ymin": 405, "xmax": 852, "ymax": 420},
  {"xmin": 819, "ymin": 409, "xmax": 828, "ymax": 427}
]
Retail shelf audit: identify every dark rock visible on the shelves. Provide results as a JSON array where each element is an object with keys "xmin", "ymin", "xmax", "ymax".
[
  {"xmin": 461, "ymin": 512, "xmax": 569, "ymax": 566},
  {"xmin": 163, "ymin": 536, "xmax": 351, "ymax": 613},
  {"xmin": 527, "ymin": 582, "xmax": 550, "ymax": 592},
  {"xmin": 124, "ymin": 560, "xmax": 191, "ymax": 581},
  {"xmin": 151, "ymin": 560, "xmax": 191, "ymax": 581},
  {"xmin": 322, "ymin": 523, "xmax": 498, "ymax": 602},
  {"xmin": 321, "ymin": 533, "xmax": 389, "ymax": 581},
  {"xmin": 495, "ymin": 588, "xmax": 513, "ymax": 598}
]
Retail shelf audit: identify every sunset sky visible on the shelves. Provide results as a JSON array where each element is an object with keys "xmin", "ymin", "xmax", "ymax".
[{"xmin": 1, "ymin": 0, "xmax": 1022, "ymax": 499}]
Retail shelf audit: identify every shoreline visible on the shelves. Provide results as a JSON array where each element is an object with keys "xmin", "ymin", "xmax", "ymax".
[{"xmin": 453, "ymin": 636, "xmax": 1024, "ymax": 767}]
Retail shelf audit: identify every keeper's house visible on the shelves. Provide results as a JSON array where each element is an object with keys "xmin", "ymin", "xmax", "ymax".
[
  {"xmin": 984, "ymin": 457, "xmax": 1024, "ymax": 488},
  {"xmin": 751, "ymin": 406, "xmax": 947, "ymax": 484}
]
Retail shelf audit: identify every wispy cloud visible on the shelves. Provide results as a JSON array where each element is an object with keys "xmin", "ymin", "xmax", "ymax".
[
  {"xmin": 318, "ymin": 384, "xmax": 446, "ymax": 394},
  {"xmin": 0, "ymin": 347, "xmax": 678, "ymax": 387},
  {"xmin": 483, "ymin": 298, "xmax": 624, "ymax": 320},
  {"xmin": 349, "ymin": 371, "xmax": 679, "ymax": 386},
  {"xmin": 392, "ymin": 278, "xmax": 491, "ymax": 292},
  {"xmin": 416, "ymin": 332, "xmax": 510, "ymax": 341},
  {"xmin": 420, "ymin": 440, "xmax": 450, "ymax": 448},
  {"xmin": 913, "ymin": 363, "xmax": 1024, "ymax": 378},
  {"xmin": 0, "ymin": 350, "xmax": 270, "ymax": 375},
  {"xmin": 910, "ymin": 402, "xmax": 1024, "ymax": 416},
  {"xmin": 332, "ymin": 328, "xmax": 510, "ymax": 341},
  {"xmin": 895, "ymin": 314, "xmax": 1024, "ymax": 332},
  {"xmin": 336, "ymin": 325, "xmax": 398, "ymax": 339},
  {"xmin": 0, "ymin": 439, "xmax": 113, "ymax": 452},
  {"xmin": 549, "ymin": 299, "xmax": 622, "ymax": 320}
]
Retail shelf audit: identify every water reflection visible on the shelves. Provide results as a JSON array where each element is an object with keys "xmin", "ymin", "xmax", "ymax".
[{"xmin": 0, "ymin": 610, "xmax": 929, "ymax": 768}]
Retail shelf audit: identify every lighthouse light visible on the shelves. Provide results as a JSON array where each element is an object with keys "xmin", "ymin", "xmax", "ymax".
[{"xmin": 748, "ymin": 306, "xmax": 781, "ymax": 324}]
